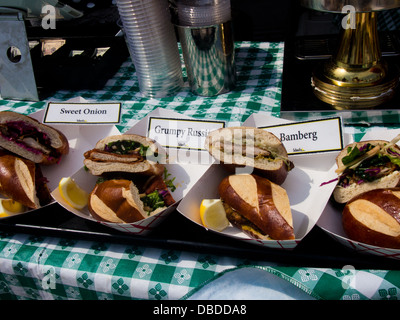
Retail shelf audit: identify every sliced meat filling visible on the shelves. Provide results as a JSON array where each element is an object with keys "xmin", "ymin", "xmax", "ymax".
[
  {"xmin": 84, "ymin": 140, "xmax": 155, "ymax": 164},
  {"xmin": 84, "ymin": 149, "xmax": 143, "ymax": 163}
]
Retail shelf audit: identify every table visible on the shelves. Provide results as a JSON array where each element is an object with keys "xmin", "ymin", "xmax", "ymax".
[{"xmin": 1, "ymin": 42, "xmax": 400, "ymax": 301}]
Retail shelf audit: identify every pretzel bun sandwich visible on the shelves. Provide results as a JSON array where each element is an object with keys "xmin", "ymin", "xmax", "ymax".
[
  {"xmin": 0, "ymin": 111, "xmax": 69, "ymax": 165},
  {"xmin": 0, "ymin": 151, "xmax": 52, "ymax": 209},
  {"xmin": 84, "ymin": 134, "xmax": 165, "ymax": 177},
  {"xmin": 333, "ymin": 136, "xmax": 400, "ymax": 203},
  {"xmin": 88, "ymin": 175, "xmax": 175, "ymax": 223},
  {"xmin": 218, "ymin": 174, "xmax": 294, "ymax": 240},
  {"xmin": 342, "ymin": 188, "xmax": 400, "ymax": 249},
  {"xmin": 205, "ymin": 127, "xmax": 294, "ymax": 185}
]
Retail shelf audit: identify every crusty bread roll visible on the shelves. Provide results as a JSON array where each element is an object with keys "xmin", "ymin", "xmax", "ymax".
[
  {"xmin": 342, "ymin": 188, "xmax": 400, "ymax": 249},
  {"xmin": 88, "ymin": 176, "xmax": 175, "ymax": 223},
  {"xmin": 88, "ymin": 179, "xmax": 148, "ymax": 223},
  {"xmin": 205, "ymin": 127, "xmax": 294, "ymax": 185},
  {"xmin": 333, "ymin": 140, "xmax": 400, "ymax": 203},
  {"xmin": 334, "ymin": 171, "xmax": 400, "ymax": 203},
  {"xmin": 0, "ymin": 152, "xmax": 52, "ymax": 209},
  {"xmin": 84, "ymin": 134, "xmax": 165, "ymax": 176},
  {"xmin": 218, "ymin": 174, "xmax": 294, "ymax": 240},
  {"xmin": 0, "ymin": 111, "xmax": 69, "ymax": 165}
]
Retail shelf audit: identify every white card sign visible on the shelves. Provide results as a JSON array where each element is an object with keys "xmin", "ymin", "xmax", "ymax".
[
  {"xmin": 260, "ymin": 117, "xmax": 344, "ymax": 155},
  {"xmin": 147, "ymin": 117, "xmax": 225, "ymax": 151},
  {"xmin": 44, "ymin": 102, "xmax": 121, "ymax": 124}
]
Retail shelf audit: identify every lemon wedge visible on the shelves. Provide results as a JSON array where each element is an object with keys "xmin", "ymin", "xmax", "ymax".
[
  {"xmin": 0, "ymin": 199, "xmax": 26, "ymax": 217},
  {"xmin": 199, "ymin": 199, "xmax": 229, "ymax": 231},
  {"xmin": 58, "ymin": 177, "xmax": 89, "ymax": 210}
]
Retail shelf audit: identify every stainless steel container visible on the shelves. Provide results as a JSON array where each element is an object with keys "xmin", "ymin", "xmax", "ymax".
[
  {"xmin": 177, "ymin": 20, "xmax": 236, "ymax": 96},
  {"xmin": 172, "ymin": 0, "xmax": 236, "ymax": 96}
]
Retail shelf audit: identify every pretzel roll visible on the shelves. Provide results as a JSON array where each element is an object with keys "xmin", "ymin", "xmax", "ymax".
[
  {"xmin": 218, "ymin": 174, "xmax": 294, "ymax": 240},
  {"xmin": 88, "ymin": 176, "xmax": 175, "ymax": 223},
  {"xmin": 88, "ymin": 179, "xmax": 147, "ymax": 223},
  {"xmin": 0, "ymin": 152, "xmax": 51, "ymax": 208},
  {"xmin": 342, "ymin": 188, "xmax": 400, "ymax": 248}
]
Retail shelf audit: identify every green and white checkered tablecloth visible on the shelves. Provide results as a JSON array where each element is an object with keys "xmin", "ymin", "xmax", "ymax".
[
  {"xmin": 0, "ymin": 42, "xmax": 283, "ymax": 131},
  {"xmin": 1, "ymin": 41, "xmax": 400, "ymax": 301},
  {"xmin": 1, "ymin": 232, "xmax": 400, "ymax": 300}
]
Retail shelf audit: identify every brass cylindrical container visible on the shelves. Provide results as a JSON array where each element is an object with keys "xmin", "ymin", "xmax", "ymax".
[{"xmin": 301, "ymin": 1, "xmax": 400, "ymax": 109}]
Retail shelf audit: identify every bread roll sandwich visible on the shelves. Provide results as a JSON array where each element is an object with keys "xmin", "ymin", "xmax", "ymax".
[
  {"xmin": 0, "ymin": 111, "xmax": 69, "ymax": 165},
  {"xmin": 88, "ymin": 175, "xmax": 175, "ymax": 223},
  {"xmin": 218, "ymin": 174, "xmax": 294, "ymax": 240},
  {"xmin": 333, "ymin": 136, "xmax": 400, "ymax": 203},
  {"xmin": 205, "ymin": 127, "xmax": 294, "ymax": 185},
  {"xmin": 0, "ymin": 151, "xmax": 52, "ymax": 209},
  {"xmin": 84, "ymin": 134, "xmax": 165, "ymax": 177},
  {"xmin": 342, "ymin": 188, "xmax": 400, "ymax": 249}
]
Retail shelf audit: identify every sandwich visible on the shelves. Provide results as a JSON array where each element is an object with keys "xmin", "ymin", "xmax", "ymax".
[
  {"xmin": 0, "ymin": 111, "xmax": 69, "ymax": 165},
  {"xmin": 342, "ymin": 188, "xmax": 400, "ymax": 249},
  {"xmin": 0, "ymin": 151, "xmax": 52, "ymax": 209},
  {"xmin": 88, "ymin": 174, "xmax": 176, "ymax": 223},
  {"xmin": 84, "ymin": 134, "xmax": 165, "ymax": 177},
  {"xmin": 205, "ymin": 127, "xmax": 294, "ymax": 185},
  {"xmin": 332, "ymin": 136, "xmax": 400, "ymax": 203},
  {"xmin": 84, "ymin": 134, "xmax": 176, "ymax": 223},
  {"xmin": 218, "ymin": 174, "xmax": 295, "ymax": 240}
]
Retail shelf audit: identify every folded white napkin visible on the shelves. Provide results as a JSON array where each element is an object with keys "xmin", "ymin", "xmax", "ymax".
[{"xmin": 187, "ymin": 267, "xmax": 315, "ymax": 300}]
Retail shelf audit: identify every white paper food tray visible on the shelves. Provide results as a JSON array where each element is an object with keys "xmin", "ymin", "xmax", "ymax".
[
  {"xmin": 177, "ymin": 113, "xmax": 340, "ymax": 250},
  {"xmin": 0, "ymin": 109, "xmax": 114, "ymax": 219},
  {"xmin": 51, "ymin": 108, "xmax": 213, "ymax": 235},
  {"xmin": 318, "ymin": 128, "xmax": 400, "ymax": 260}
]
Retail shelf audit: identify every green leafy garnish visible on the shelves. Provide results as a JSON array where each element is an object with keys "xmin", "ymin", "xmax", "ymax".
[
  {"xmin": 388, "ymin": 154, "xmax": 400, "ymax": 166},
  {"xmin": 139, "ymin": 145, "xmax": 149, "ymax": 156},
  {"xmin": 96, "ymin": 177, "xmax": 107, "ymax": 184},
  {"xmin": 141, "ymin": 190, "xmax": 165, "ymax": 213},
  {"xmin": 104, "ymin": 140, "xmax": 158, "ymax": 159},
  {"xmin": 105, "ymin": 140, "xmax": 141, "ymax": 155},
  {"xmin": 342, "ymin": 144, "xmax": 372, "ymax": 165},
  {"xmin": 163, "ymin": 168, "xmax": 176, "ymax": 192}
]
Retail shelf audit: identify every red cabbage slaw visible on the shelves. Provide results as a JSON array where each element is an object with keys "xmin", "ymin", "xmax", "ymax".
[
  {"xmin": 0, "ymin": 121, "xmax": 51, "ymax": 156},
  {"xmin": 320, "ymin": 141, "xmax": 400, "ymax": 188}
]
